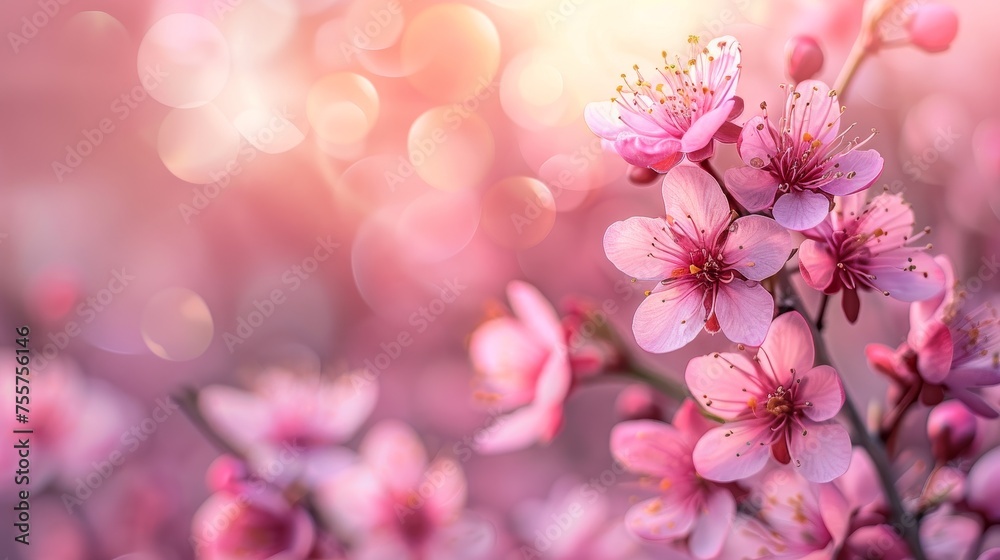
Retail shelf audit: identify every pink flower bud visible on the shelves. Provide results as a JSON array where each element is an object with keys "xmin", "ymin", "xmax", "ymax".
[
  {"xmin": 907, "ymin": 4, "xmax": 959, "ymax": 53},
  {"xmin": 927, "ymin": 401, "xmax": 976, "ymax": 461},
  {"xmin": 967, "ymin": 448, "xmax": 1000, "ymax": 522},
  {"xmin": 627, "ymin": 165, "xmax": 660, "ymax": 185},
  {"xmin": 205, "ymin": 454, "xmax": 248, "ymax": 493},
  {"xmin": 615, "ymin": 384, "xmax": 661, "ymax": 421},
  {"xmin": 785, "ymin": 35, "xmax": 824, "ymax": 82}
]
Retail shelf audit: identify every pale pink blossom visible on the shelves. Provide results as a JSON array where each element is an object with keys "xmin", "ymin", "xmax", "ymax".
[
  {"xmin": 798, "ymin": 191, "xmax": 945, "ymax": 322},
  {"xmin": 725, "ymin": 80, "xmax": 884, "ymax": 230},
  {"xmin": 468, "ymin": 281, "xmax": 571, "ymax": 453},
  {"xmin": 604, "ymin": 165, "xmax": 790, "ymax": 352},
  {"xmin": 907, "ymin": 3, "xmax": 960, "ymax": 53},
  {"xmin": 611, "ymin": 400, "xmax": 735, "ymax": 558},
  {"xmin": 687, "ymin": 311, "xmax": 851, "ymax": 482},
  {"xmin": 317, "ymin": 421, "xmax": 493, "ymax": 560},
  {"xmin": 585, "ymin": 36, "xmax": 743, "ymax": 172}
]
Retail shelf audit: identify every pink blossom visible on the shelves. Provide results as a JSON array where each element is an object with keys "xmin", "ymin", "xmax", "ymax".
[
  {"xmin": 468, "ymin": 281, "xmax": 571, "ymax": 453},
  {"xmin": 798, "ymin": 191, "xmax": 945, "ymax": 322},
  {"xmin": 611, "ymin": 400, "xmax": 735, "ymax": 558},
  {"xmin": 317, "ymin": 420, "xmax": 493, "ymax": 560},
  {"xmin": 604, "ymin": 165, "xmax": 791, "ymax": 352},
  {"xmin": 724, "ymin": 80, "xmax": 884, "ymax": 230},
  {"xmin": 907, "ymin": 3, "xmax": 960, "ymax": 53},
  {"xmin": 721, "ymin": 469, "xmax": 850, "ymax": 559},
  {"xmin": 866, "ymin": 255, "xmax": 999, "ymax": 417},
  {"xmin": 198, "ymin": 368, "xmax": 377, "ymax": 482},
  {"xmin": 584, "ymin": 36, "xmax": 743, "ymax": 173},
  {"xmin": 686, "ymin": 311, "xmax": 851, "ymax": 482},
  {"xmin": 784, "ymin": 35, "xmax": 824, "ymax": 83}
]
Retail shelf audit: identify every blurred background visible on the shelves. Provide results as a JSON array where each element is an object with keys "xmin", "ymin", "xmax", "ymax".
[{"xmin": 0, "ymin": 0, "xmax": 998, "ymax": 558}]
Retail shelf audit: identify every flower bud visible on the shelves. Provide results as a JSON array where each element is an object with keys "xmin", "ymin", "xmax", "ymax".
[
  {"xmin": 927, "ymin": 401, "xmax": 976, "ymax": 461},
  {"xmin": 907, "ymin": 4, "xmax": 959, "ymax": 53},
  {"xmin": 615, "ymin": 384, "xmax": 662, "ymax": 421},
  {"xmin": 205, "ymin": 454, "xmax": 248, "ymax": 492},
  {"xmin": 785, "ymin": 35, "xmax": 824, "ymax": 82},
  {"xmin": 627, "ymin": 165, "xmax": 660, "ymax": 185},
  {"xmin": 967, "ymin": 448, "xmax": 1000, "ymax": 522}
]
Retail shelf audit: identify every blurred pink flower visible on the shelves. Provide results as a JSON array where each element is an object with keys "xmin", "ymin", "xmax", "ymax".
[
  {"xmin": 867, "ymin": 255, "xmax": 999, "ymax": 417},
  {"xmin": 725, "ymin": 80, "xmax": 884, "ymax": 230},
  {"xmin": 907, "ymin": 3, "xmax": 960, "ymax": 53},
  {"xmin": 317, "ymin": 420, "xmax": 492, "ymax": 560},
  {"xmin": 785, "ymin": 35, "xmax": 824, "ymax": 83},
  {"xmin": 611, "ymin": 400, "xmax": 735, "ymax": 558},
  {"xmin": 468, "ymin": 281, "xmax": 571, "ymax": 453},
  {"xmin": 198, "ymin": 368, "xmax": 376, "ymax": 482},
  {"xmin": 585, "ymin": 36, "xmax": 743, "ymax": 172},
  {"xmin": 798, "ymin": 191, "xmax": 945, "ymax": 322},
  {"xmin": 604, "ymin": 165, "xmax": 790, "ymax": 352},
  {"xmin": 966, "ymin": 446, "xmax": 1000, "ymax": 523},
  {"xmin": 686, "ymin": 311, "xmax": 851, "ymax": 482},
  {"xmin": 722, "ymin": 469, "xmax": 849, "ymax": 559}
]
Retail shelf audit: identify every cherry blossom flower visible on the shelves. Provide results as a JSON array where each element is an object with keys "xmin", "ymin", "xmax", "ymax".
[
  {"xmin": 724, "ymin": 80, "xmax": 884, "ymax": 230},
  {"xmin": 198, "ymin": 367, "xmax": 376, "ymax": 483},
  {"xmin": 611, "ymin": 400, "xmax": 735, "ymax": 558},
  {"xmin": 468, "ymin": 281, "xmax": 571, "ymax": 453},
  {"xmin": 317, "ymin": 421, "xmax": 493, "ymax": 560},
  {"xmin": 686, "ymin": 311, "xmax": 851, "ymax": 482},
  {"xmin": 604, "ymin": 165, "xmax": 791, "ymax": 352},
  {"xmin": 798, "ymin": 190, "xmax": 945, "ymax": 322},
  {"xmin": 866, "ymin": 255, "xmax": 999, "ymax": 417},
  {"xmin": 585, "ymin": 36, "xmax": 743, "ymax": 173}
]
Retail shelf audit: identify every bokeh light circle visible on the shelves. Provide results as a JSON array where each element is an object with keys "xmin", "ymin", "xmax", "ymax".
[
  {"xmin": 481, "ymin": 177, "xmax": 557, "ymax": 249},
  {"xmin": 408, "ymin": 108, "xmax": 495, "ymax": 191},
  {"xmin": 157, "ymin": 105, "xmax": 242, "ymax": 184},
  {"xmin": 307, "ymin": 73, "xmax": 380, "ymax": 146},
  {"xmin": 501, "ymin": 49, "xmax": 577, "ymax": 129},
  {"xmin": 137, "ymin": 14, "xmax": 231, "ymax": 109},
  {"xmin": 400, "ymin": 4, "xmax": 501, "ymax": 102},
  {"xmin": 397, "ymin": 190, "xmax": 481, "ymax": 262},
  {"xmin": 141, "ymin": 287, "xmax": 214, "ymax": 361}
]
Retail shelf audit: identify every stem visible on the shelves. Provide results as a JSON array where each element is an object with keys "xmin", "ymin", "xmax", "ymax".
[
  {"xmin": 699, "ymin": 159, "xmax": 747, "ymax": 216},
  {"xmin": 613, "ymin": 361, "xmax": 689, "ymax": 403},
  {"xmin": 879, "ymin": 379, "xmax": 922, "ymax": 450},
  {"xmin": 815, "ymin": 293, "xmax": 830, "ymax": 332},
  {"xmin": 776, "ymin": 269, "xmax": 927, "ymax": 560},
  {"xmin": 175, "ymin": 387, "xmax": 248, "ymax": 458}
]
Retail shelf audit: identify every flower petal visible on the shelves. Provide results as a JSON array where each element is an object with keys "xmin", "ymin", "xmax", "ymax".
[
  {"xmin": 603, "ymin": 217, "xmax": 680, "ymax": 280},
  {"xmin": 759, "ymin": 311, "xmax": 816, "ymax": 383},
  {"xmin": 611, "ymin": 420, "xmax": 690, "ymax": 477},
  {"xmin": 736, "ymin": 115, "xmax": 778, "ymax": 164},
  {"xmin": 361, "ymin": 420, "xmax": 428, "ymax": 492},
  {"xmin": 685, "ymin": 351, "xmax": 761, "ymax": 418},
  {"xmin": 788, "ymin": 420, "xmax": 852, "ymax": 482},
  {"xmin": 507, "ymin": 280, "xmax": 564, "ymax": 348},
  {"xmin": 713, "ymin": 121, "xmax": 742, "ymax": 144},
  {"xmin": 473, "ymin": 405, "xmax": 560, "ymax": 454},
  {"xmin": 789, "ymin": 80, "xmax": 842, "ymax": 144},
  {"xmin": 662, "ymin": 165, "xmax": 732, "ymax": 246},
  {"xmin": 681, "ymin": 99, "xmax": 736, "ymax": 152},
  {"xmin": 614, "ymin": 133, "xmax": 683, "ymax": 169},
  {"xmin": 821, "ymin": 149, "xmax": 884, "ymax": 196},
  {"xmin": 724, "ymin": 166, "xmax": 780, "ymax": 211},
  {"xmin": 798, "ymin": 365, "xmax": 845, "ymax": 421},
  {"xmin": 688, "ymin": 489, "xmax": 736, "ymax": 559},
  {"xmin": 686, "ymin": 139, "xmax": 716, "ymax": 162},
  {"xmin": 625, "ymin": 496, "xmax": 697, "ymax": 540},
  {"xmin": 722, "ymin": 215, "xmax": 791, "ymax": 280},
  {"xmin": 798, "ymin": 239, "xmax": 837, "ymax": 292},
  {"xmin": 714, "ymin": 280, "xmax": 775, "ymax": 347},
  {"xmin": 873, "ymin": 250, "xmax": 945, "ymax": 302},
  {"xmin": 772, "ymin": 190, "xmax": 832, "ymax": 231},
  {"xmin": 632, "ymin": 281, "xmax": 707, "ymax": 353},
  {"xmin": 913, "ymin": 322, "xmax": 954, "ymax": 383},
  {"xmin": 584, "ymin": 101, "xmax": 627, "ymax": 140},
  {"xmin": 692, "ymin": 423, "xmax": 772, "ymax": 481},
  {"xmin": 534, "ymin": 347, "xmax": 571, "ymax": 406}
]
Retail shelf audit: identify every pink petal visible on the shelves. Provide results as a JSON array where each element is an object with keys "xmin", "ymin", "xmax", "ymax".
[
  {"xmin": 507, "ymin": 280, "xmax": 564, "ymax": 348},
  {"xmin": 759, "ymin": 311, "xmax": 816, "ymax": 382},
  {"xmin": 632, "ymin": 281, "xmax": 707, "ymax": 353},
  {"xmin": 615, "ymin": 133, "xmax": 683, "ymax": 169},
  {"xmin": 651, "ymin": 151, "xmax": 685, "ymax": 173},
  {"xmin": 422, "ymin": 457, "xmax": 467, "ymax": 522},
  {"xmin": 913, "ymin": 322, "xmax": 954, "ymax": 383},
  {"xmin": 198, "ymin": 386, "xmax": 272, "ymax": 449},
  {"xmin": 619, "ymin": 103, "xmax": 675, "ymax": 137},
  {"xmin": 611, "ymin": 420, "xmax": 689, "ymax": 477},
  {"xmin": 686, "ymin": 139, "xmax": 715, "ymax": 162},
  {"xmin": 693, "ymin": 423, "xmax": 772, "ymax": 481},
  {"xmin": 604, "ymin": 217, "xmax": 682, "ymax": 280},
  {"xmin": 703, "ymin": 36, "xmax": 742, "ymax": 97},
  {"xmin": 821, "ymin": 149, "xmax": 884, "ymax": 196},
  {"xmin": 584, "ymin": 102, "xmax": 626, "ymax": 140},
  {"xmin": 922, "ymin": 512, "xmax": 981, "ymax": 560},
  {"xmin": 789, "ymin": 80, "xmax": 842, "ymax": 144},
  {"xmin": 953, "ymin": 389, "xmax": 1000, "ymax": 419},
  {"xmin": 662, "ymin": 165, "xmax": 732, "ymax": 246},
  {"xmin": 835, "ymin": 448, "xmax": 882, "ymax": 512},
  {"xmin": 360, "ymin": 420, "xmax": 428, "ymax": 492},
  {"xmin": 722, "ymin": 215, "xmax": 791, "ymax": 280},
  {"xmin": 688, "ymin": 489, "xmax": 736, "ymax": 559},
  {"xmin": 533, "ymin": 348, "xmax": 571, "ymax": 406},
  {"xmin": 788, "ymin": 420, "xmax": 852, "ymax": 482},
  {"xmin": 474, "ymin": 405, "xmax": 558, "ymax": 454},
  {"xmin": 727, "ymin": 96, "xmax": 745, "ymax": 120},
  {"xmin": 737, "ymin": 115, "xmax": 777, "ymax": 164},
  {"xmin": 317, "ymin": 371, "xmax": 379, "ymax": 442},
  {"xmin": 671, "ymin": 398, "xmax": 718, "ymax": 440},
  {"xmin": 469, "ymin": 317, "xmax": 545, "ymax": 403},
  {"xmin": 686, "ymin": 352, "xmax": 761, "ymax": 418},
  {"xmin": 713, "ymin": 121, "xmax": 742, "ymax": 144},
  {"xmin": 714, "ymin": 280, "xmax": 775, "ymax": 347},
  {"xmin": 819, "ymin": 483, "xmax": 851, "ymax": 549},
  {"xmin": 625, "ymin": 496, "xmax": 696, "ymax": 540},
  {"xmin": 681, "ymin": 99, "xmax": 736, "ymax": 152},
  {"xmin": 798, "ymin": 365, "xmax": 845, "ymax": 421},
  {"xmin": 873, "ymin": 251, "xmax": 945, "ymax": 302},
  {"xmin": 772, "ymin": 190, "xmax": 832, "ymax": 231},
  {"xmin": 911, "ymin": 254, "xmax": 955, "ymax": 328},
  {"xmin": 798, "ymin": 239, "xmax": 837, "ymax": 292},
  {"xmin": 724, "ymin": 166, "xmax": 780, "ymax": 211}
]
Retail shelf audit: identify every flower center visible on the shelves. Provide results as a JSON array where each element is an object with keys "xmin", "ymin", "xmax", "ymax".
[{"xmin": 765, "ymin": 387, "xmax": 793, "ymax": 416}]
